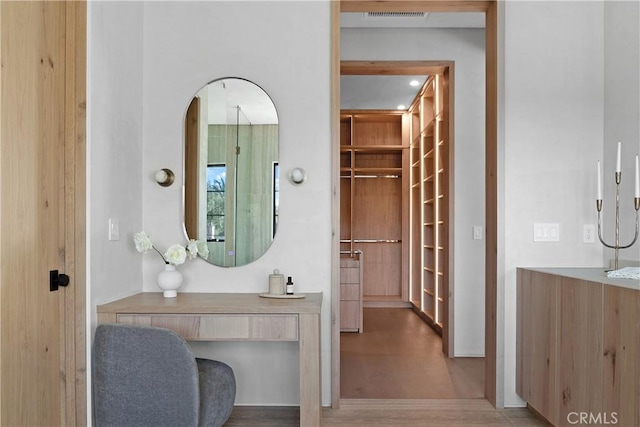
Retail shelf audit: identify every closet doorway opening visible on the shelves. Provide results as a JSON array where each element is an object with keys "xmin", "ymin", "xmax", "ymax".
[
  {"xmin": 331, "ymin": 0, "xmax": 499, "ymax": 407},
  {"xmin": 338, "ymin": 61, "xmax": 463, "ymax": 399}
]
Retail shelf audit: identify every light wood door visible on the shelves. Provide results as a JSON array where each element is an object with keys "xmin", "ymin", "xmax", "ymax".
[{"xmin": 0, "ymin": 1, "xmax": 86, "ymax": 425}]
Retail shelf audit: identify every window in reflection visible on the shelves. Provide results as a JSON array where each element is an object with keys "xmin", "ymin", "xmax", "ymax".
[{"xmin": 206, "ymin": 164, "xmax": 226, "ymax": 242}]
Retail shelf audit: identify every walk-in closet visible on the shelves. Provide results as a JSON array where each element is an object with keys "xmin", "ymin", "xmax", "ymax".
[
  {"xmin": 339, "ymin": 63, "xmax": 462, "ymax": 398},
  {"xmin": 339, "ymin": 69, "xmax": 451, "ymax": 337}
]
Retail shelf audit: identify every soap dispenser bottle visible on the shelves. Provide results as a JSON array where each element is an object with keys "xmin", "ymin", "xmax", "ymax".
[{"xmin": 286, "ymin": 276, "xmax": 294, "ymax": 295}]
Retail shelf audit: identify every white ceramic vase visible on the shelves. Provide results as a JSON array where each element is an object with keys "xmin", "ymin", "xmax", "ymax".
[{"xmin": 156, "ymin": 264, "xmax": 183, "ymax": 298}]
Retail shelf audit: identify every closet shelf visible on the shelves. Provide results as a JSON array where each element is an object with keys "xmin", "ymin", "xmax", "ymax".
[
  {"xmin": 340, "ymin": 145, "xmax": 407, "ymax": 154},
  {"xmin": 410, "ymin": 74, "xmax": 448, "ymax": 331}
]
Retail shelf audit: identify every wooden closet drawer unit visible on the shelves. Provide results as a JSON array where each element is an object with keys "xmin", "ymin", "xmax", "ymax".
[
  {"xmin": 341, "ymin": 284, "xmax": 360, "ymax": 300},
  {"xmin": 340, "ymin": 266, "xmax": 360, "ymax": 284},
  {"xmin": 340, "ymin": 301, "xmax": 360, "ymax": 331},
  {"xmin": 116, "ymin": 314, "xmax": 299, "ymax": 341},
  {"xmin": 340, "ymin": 253, "xmax": 363, "ymax": 332}
]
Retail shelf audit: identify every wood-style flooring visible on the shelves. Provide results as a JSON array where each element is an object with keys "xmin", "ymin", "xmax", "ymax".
[
  {"xmin": 226, "ymin": 402, "xmax": 549, "ymax": 426},
  {"xmin": 226, "ymin": 308, "xmax": 549, "ymax": 426},
  {"xmin": 341, "ymin": 308, "xmax": 484, "ymax": 399}
]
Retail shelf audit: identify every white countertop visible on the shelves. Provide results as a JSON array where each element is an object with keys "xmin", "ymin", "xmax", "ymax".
[{"xmin": 520, "ymin": 267, "xmax": 640, "ymax": 290}]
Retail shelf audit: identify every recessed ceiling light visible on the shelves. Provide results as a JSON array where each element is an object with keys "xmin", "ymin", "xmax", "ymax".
[
  {"xmin": 410, "ymin": 80, "xmax": 420, "ymax": 87},
  {"xmin": 397, "ymin": 105, "xmax": 406, "ymax": 110}
]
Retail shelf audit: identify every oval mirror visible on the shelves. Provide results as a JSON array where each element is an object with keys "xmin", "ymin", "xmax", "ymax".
[{"xmin": 183, "ymin": 78, "xmax": 279, "ymax": 267}]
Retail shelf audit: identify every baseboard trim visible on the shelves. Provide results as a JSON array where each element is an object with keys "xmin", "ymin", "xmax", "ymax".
[
  {"xmin": 338, "ymin": 398, "xmax": 495, "ymax": 411},
  {"xmin": 363, "ymin": 301, "xmax": 412, "ymax": 308}
]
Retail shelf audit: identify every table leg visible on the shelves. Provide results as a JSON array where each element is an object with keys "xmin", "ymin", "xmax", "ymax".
[{"xmin": 299, "ymin": 313, "xmax": 320, "ymax": 426}]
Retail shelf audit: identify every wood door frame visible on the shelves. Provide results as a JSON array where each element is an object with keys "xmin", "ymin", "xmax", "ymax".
[
  {"xmin": 331, "ymin": 0, "xmax": 498, "ymax": 408},
  {"xmin": 64, "ymin": 2, "xmax": 88, "ymax": 424},
  {"xmin": 340, "ymin": 60, "xmax": 455, "ymax": 355}
]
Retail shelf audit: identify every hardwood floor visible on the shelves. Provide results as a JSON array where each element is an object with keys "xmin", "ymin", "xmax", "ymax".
[
  {"xmin": 341, "ymin": 308, "xmax": 484, "ymax": 399},
  {"xmin": 226, "ymin": 403, "xmax": 549, "ymax": 426},
  {"xmin": 226, "ymin": 308, "xmax": 549, "ymax": 426}
]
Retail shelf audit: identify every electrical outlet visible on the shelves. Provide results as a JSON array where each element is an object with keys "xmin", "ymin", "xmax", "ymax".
[{"xmin": 583, "ymin": 224, "xmax": 595, "ymax": 243}]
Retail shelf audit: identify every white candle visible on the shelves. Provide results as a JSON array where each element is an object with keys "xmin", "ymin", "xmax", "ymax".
[
  {"xmin": 616, "ymin": 141, "xmax": 622, "ymax": 173},
  {"xmin": 635, "ymin": 155, "xmax": 639, "ymax": 198},
  {"xmin": 597, "ymin": 160, "xmax": 602, "ymax": 200}
]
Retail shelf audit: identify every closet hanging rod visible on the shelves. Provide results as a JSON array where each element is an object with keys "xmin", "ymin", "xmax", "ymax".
[
  {"xmin": 340, "ymin": 239, "xmax": 401, "ymax": 243},
  {"xmin": 339, "ymin": 175, "xmax": 400, "ymax": 179}
]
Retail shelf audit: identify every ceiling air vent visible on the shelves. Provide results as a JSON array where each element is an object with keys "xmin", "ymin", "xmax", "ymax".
[{"xmin": 363, "ymin": 12, "xmax": 428, "ymax": 20}]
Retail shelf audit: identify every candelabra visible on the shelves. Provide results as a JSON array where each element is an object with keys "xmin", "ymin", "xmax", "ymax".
[{"xmin": 596, "ymin": 171, "xmax": 640, "ymax": 271}]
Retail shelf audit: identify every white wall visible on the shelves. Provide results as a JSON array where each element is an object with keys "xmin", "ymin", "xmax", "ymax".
[
  {"xmin": 502, "ymin": 1, "xmax": 605, "ymax": 406},
  {"xmin": 89, "ymin": 2, "xmax": 145, "ymax": 317},
  {"xmin": 604, "ymin": 0, "xmax": 640, "ymax": 264},
  {"xmin": 87, "ymin": 0, "xmax": 640, "ymax": 411},
  {"xmin": 342, "ymin": 28, "xmax": 486, "ymax": 356},
  {"xmin": 89, "ymin": 0, "xmax": 332, "ymax": 406},
  {"xmin": 87, "ymin": 1, "xmax": 145, "ymax": 417}
]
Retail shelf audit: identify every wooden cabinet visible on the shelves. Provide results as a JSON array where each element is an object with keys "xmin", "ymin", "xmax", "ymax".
[
  {"xmin": 409, "ymin": 74, "xmax": 449, "ymax": 331},
  {"xmin": 602, "ymin": 285, "xmax": 640, "ymax": 426},
  {"xmin": 516, "ymin": 270, "xmax": 562, "ymax": 423},
  {"xmin": 517, "ymin": 268, "xmax": 639, "ymax": 426},
  {"xmin": 340, "ymin": 253, "xmax": 363, "ymax": 332},
  {"xmin": 340, "ymin": 111, "xmax": 409, "ymax": 306}
]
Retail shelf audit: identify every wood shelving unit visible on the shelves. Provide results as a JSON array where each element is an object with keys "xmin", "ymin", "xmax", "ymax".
[
  {"xmin": 409, "ymin": 74, "xmax": 449, "ymax": 331},
  {"xmin": 340, "ymin": 111, "xmax": 409, "ymax": 306}
]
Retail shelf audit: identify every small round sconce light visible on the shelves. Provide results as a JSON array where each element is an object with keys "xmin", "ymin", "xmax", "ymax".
[
  {"xmin": 155, "ymin": 168, "xmax": 175, "ymax": 187},
  {"xmin": 288, "ymin": 167, "xmax": 307, "ymax": 186}
]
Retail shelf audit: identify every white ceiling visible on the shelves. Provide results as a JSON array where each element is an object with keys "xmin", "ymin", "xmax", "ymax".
[{"xmin": 340, "ymin": 12, "xmax": 485, "ymax": 110}]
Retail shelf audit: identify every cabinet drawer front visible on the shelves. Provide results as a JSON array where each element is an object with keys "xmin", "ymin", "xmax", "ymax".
[
  {"xmin": 340, "ymin": 301, "xmax": 360, "ymax": 330},
  {"xmin": 200, "ymin": 315, "xmax": 298, "ymax": 341},
  {"xmin": 340, "ymin": 258, "xmax": 360, "ymax": 268},
  {"xmin": 117, "ymin": 314, "xmax": 200, "ymax": 337},
  {"xmin": 340, "ymin": 267, "xmax": 360, "ymax": 284},
  {"xmin": 116, "ymin": 314, "xmax": 299, "ymax": 341},
  {"xmin": 340, "ymin": 284, "xmax": 360, "ymax": 300}
]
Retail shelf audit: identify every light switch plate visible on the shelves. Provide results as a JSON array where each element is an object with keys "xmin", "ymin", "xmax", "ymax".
[
  {"xmin": 533, "ymin": 223, "xmax": 560, "ymax": 242},
  {"xmin": 473, "ymin": 226, "xmax": 483, "ymax": 240},
  {"xmin": 108, "ymin": 218, "xmax": 120, "ymax": 241}
]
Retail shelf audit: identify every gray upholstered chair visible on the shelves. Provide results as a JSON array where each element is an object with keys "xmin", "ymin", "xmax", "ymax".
[{"xmin": 93, "ymin": 323, "xmax": 236, "ymax": 427}]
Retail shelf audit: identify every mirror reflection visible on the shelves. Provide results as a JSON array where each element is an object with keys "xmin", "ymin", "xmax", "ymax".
[{"xmin": 184, "ymin": 78, "xmax": 279, "ymax": 267}]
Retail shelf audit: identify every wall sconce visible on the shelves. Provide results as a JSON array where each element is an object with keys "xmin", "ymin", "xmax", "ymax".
[
  {"xmin": 155, "ymin": 168, "xmax": 175, "ymax": 187},
  {"xmin": 288, "ymin": 167, "xmax": 307, "ymax": 186}
]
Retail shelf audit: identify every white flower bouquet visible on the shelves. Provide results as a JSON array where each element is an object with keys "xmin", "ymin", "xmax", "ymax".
[{"xmin": 133, "ymin": 231, "xmax": 209, "ymax": 265}]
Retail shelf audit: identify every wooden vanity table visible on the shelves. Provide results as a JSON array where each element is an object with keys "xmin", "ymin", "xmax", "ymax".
[{"xmin": 97, "ymin": 292, "xmax": 322, "ymax": 426}]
